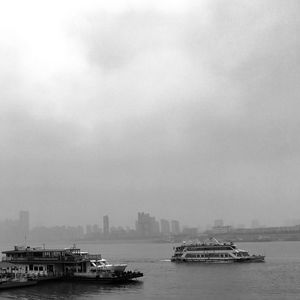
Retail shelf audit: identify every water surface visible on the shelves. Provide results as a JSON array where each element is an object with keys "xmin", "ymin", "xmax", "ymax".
[{"xmin": 1, "ymin": 241, "xmax": 300, "ymax": 299}]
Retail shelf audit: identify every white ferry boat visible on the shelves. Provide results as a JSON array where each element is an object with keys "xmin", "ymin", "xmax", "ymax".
[
  {"xmin": 72, "ymin": 257, "xmax": 133, "ymax": 282},
  {"xmin": 171, "ymin": 238, "xmax": 265, "ymax": 263}
]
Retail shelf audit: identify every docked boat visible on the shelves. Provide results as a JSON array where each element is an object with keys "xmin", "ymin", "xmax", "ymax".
[
  {"xmin": 72, "ymin": 257, "xmax": 143, "ymax": 282},
  {"xmin": 171, "ymin": 237, "xmax": 265, "ymax": 263},
  {"xmin": 2, "ymin": 245, "xmax": 143, "ymax": 283}
]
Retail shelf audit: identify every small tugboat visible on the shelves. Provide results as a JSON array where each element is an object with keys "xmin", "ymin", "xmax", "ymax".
[
  {"xmin": 2, "ymin": 245, "xmax": 143, "ymax": 284},
  {"xmin": 171, "ymin": 237, "xmax": 265, "ymax": 263}
]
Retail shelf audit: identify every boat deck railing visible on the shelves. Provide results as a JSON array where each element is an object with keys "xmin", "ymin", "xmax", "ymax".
[{"xmin": 85, "ymin": 254, "xmax": 102, "ymax": 260}]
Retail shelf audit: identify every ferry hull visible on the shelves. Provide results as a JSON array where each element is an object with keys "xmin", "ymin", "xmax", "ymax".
[
  {"xmin": 71, "ymin": 271, "xmax": 143, "ymax": 283},
  {"xmin": 171, "ymin": 255, "xmax": 265, "ymax": 263}
]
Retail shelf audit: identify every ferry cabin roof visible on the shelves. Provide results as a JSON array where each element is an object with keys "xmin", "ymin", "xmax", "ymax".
[
  {"xmin": 1, "ymin": 246, "xmax": 85, "ymax": 263},
  {"xmin": 175, "ymin": 245, "xmax": 237, "ymax": 251},
  {"xmin": 2, "ymin": 246, "xmax": 81, "ymax": 255},
  {"xmin": 2, "ymin": 246, "xmax": 102, "ymax": 265}
]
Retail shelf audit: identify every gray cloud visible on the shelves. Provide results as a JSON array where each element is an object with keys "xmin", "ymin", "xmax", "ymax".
[{"xmin": 1, "ymin": 0, "xmax": 300, "ymax": 228}]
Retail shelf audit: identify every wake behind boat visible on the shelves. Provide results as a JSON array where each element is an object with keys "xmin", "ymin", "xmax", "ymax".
[{"xmin": 171, "ymin": 237, "xmax": 265, "ymax": 263}]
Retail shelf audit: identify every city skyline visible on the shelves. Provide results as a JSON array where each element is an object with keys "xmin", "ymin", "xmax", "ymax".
[
  {"xmin": 2, "ymin": 209, "xmax": 300, "ymax": 245},
  {"xmin": 2, "ymin": 210, "xmax": 300, "ymax": 236}
]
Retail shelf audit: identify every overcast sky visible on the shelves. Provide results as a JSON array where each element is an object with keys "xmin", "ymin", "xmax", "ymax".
[{"xmin": 0, "ymin": 0, "xmax": 299, "ymax": 229}]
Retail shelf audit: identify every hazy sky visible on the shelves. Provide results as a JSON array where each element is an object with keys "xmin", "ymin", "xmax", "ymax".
[{"xmin": 1, "ymin": 0, "xmax": 299, "ymax": 228}]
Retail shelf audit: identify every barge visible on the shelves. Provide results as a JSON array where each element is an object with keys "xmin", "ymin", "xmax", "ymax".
[{"xmin": 2, "ymin": 245, "xmax": 143, "ymax": 283}]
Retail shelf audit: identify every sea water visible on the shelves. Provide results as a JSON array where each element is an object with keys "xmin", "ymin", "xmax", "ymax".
[{"xmin": 1, "ymin": 241, "xmax": 300, "ymax": 299}]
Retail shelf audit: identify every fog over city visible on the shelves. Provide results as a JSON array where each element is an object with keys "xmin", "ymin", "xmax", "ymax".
[{"xmin": 0, "ymin": 0, "xmax": 299, "ymax": 229}]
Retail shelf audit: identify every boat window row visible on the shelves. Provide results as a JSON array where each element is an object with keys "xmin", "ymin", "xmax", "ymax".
[
  {"xmin": 42, "ymin": 251, "xmax": 64, "ymax": 258},
  {"xmin": 186, "ymin": 246, "xmax": 233, "ymax": 251},
  {"xmin": 235, "ymin": 252, "xmax": 249, "ymax": 257},
  {"xmin": 29, "ymin": 265, "xmax": 45, "ymax": 271},
  {"xmin": 185, "ymin": 253, "xmax": 231, "ymax": 258}
]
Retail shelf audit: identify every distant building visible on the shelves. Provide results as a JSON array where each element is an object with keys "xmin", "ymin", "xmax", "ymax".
[
  {"xmin": 103, "ymin": 215, "xmax": 109, "ymax": 236},
  {"xmin": 160, "ymin": 219, "xmax": 170, "ymax": 236},
  {"xmin": 135, "ymin": 212, "xmax": 160, "ymax": 237},
  {"xmin": 212, "ymin": 219, "xmax": 232, "ymax": 234},
  {"xmin": 86, "ymin": 224, "xmax": 92, "ymax": 235},
  {"xmin": 171, "ymin": 220, "xmax": 180, "ymax": 235},
  {"xmin": 92, "ymin": 224, "xmax": 100, "ymax": 233},
  {"xmin": 182, "ymin": 227, "xmax": 198, "ymax": 237},
  {"xmin": 211, "ymin": 225, "xmax": 232, "ymax": 234},
  {"xmin": 19, "ymin": 210, "xmax": 29, "ymax": 240},
  {"xmin": 251, "ymin": 219, "xmax": 260, "ymax": 228},
  {"xmin": 214, "ymin": 219, "xmax": 224, "ymax": 227},
  {"xmin": 236, "ymin": 224, "xmax": 245, "ymax": 229}
]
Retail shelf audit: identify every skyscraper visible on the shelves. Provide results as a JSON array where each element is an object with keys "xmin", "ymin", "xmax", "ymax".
[
  {"xmin": 19, "ymin": 210, "xmax": 29, "ymax": 241},
  {"xmin": 135, "ymin": 212, "xmax": 160, "ymax": 237},
  {"xmin": 103, "ymin": 215, "xmax": 109, "ymax": 236},
  {"xmin": 171, "ymin": 220, "xmax": 180, "ymax": 235},
  {"xmin": 160, "ymin": 219, "xmax": 170, "ymax": 236}
]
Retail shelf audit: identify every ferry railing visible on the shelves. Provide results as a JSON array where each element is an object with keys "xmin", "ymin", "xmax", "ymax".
[
  {"xmin": 2, "ymin": 257, "xmax": 65, "ymax": 262},
  {"xmin": 85, "ymin": 254, "xmax": 102, "ymax": 260},
  {"xmin": 2, "ymin": 254, "xmax": 102, "ymax": 263}
]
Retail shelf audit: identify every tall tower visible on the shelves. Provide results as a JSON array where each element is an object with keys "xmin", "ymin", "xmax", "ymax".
[
  {"xmin": 160, "ymin": 219, "xmax": 170, "ymax": 236},
  {"xmin": 19, "ymin": 210, "xmax": 29, "ymax": 241},
  {"xmin": 103, "ymin": 215, "xmax": 109, "ymax": 236},
  {"xmin": 171, "ymin": 220, "xmax": 180, "ymax": 235}
]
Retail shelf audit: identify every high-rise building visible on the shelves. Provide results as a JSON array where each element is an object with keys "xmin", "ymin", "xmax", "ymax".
[
  {"xmin": 160, "ymin": 219, "xmax": 170, "ymax": 236},
  {"xmin": 103, "ymin": 215, "xmax": 109, "ymax": 236},
  {"xmin": 19, "ymin": 210, "xmax": 29, "ymax": 240},
  {"xmin": 86, "ymin": 224, "xmax": 92, "ymax": 235},
  {"xmin": 135, "ymin": 212, "xmax": 160, "ymax": 237},
  {"xmin": 171, "ymin": 220, "xmax": 180, "ymax": 235}
]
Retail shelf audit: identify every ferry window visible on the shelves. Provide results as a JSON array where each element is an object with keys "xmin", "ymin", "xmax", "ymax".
[
  {"xmin": 29, "ymin": 265, "xmax": 33, "ymax": 271},
  {"xmin": 34, "ymin": 266, "xmax": 38, "ymax": 271},
  {"xmin": 39, "ymin": 266, "xmax": 43, "ymax": 271},
  {"xmin": 186, "ymin": 254, "xmax": 196, "ymax": 258}
]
